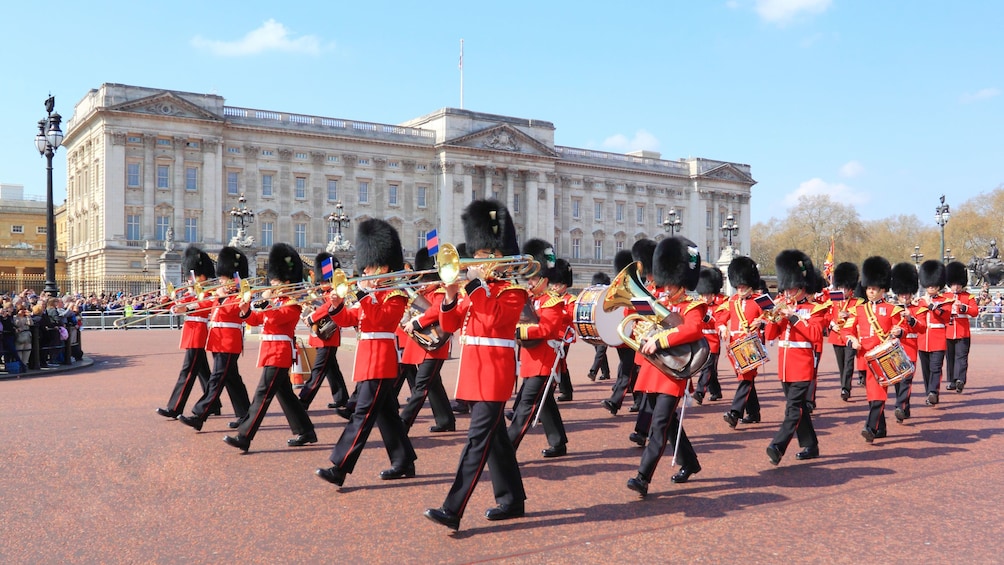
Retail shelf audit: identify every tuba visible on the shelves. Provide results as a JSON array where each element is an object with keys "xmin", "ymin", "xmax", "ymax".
[
  {"xmin": 402, "ymin": 286, "xmax": 453, "ymax": 351},
  {"xmin": 603, "ymin": 262, "xmax": 710, "ymax": 381}
]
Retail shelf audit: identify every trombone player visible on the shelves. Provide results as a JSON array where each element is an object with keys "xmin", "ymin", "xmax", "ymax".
[{"xmin": 297, "ymin": 252, "xmax": 349, "ymax": 412}]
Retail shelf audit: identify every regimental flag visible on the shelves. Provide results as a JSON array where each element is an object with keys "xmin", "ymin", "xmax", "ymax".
[
  {"xmin": 754, "ymin": 293, "xmax": 776, "ymax": 311},
  {"xmin": 630, "ymin": 297, "xmax": 656, "ymax": 317},
  {"xmin": 829, "ymin": 289, "xmax": 845, "ymax": 302},
  {"xmin": 823, "ymin": 236, "xmax": 835, "ymax": 285},
  {"xmin": 320, "ymin": 257, "xmax": 335, "ymax": 281},
  {"xmin": 426, "ymin": 228, "xmax": 439, "ymax": 256}
]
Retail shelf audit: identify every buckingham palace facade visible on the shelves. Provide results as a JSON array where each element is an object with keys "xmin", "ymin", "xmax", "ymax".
[{"xmin": 61, "ymin": 83, "xmax": 755, "ymax": 285}]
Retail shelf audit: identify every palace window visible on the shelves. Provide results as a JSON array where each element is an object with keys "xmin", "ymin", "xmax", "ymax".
[
  {"xmin": 127, "ymin": 163, "xmax": 141, "ymax": 188},
  {"xmin": 184, "ymin": 218, "xmax": 198, "ymax": 242},
  {"xmin": 262, "ymin": 174, "xmax": 274, "ymax": 197},
  {"xmin": 417, "ymin": 186, "xmax": 427, "ymax": 208},
  {"xmin": 261, "ymin": 222, "xmax": 274, "ymax": 247},
  {"xmin": 155, "ymin": 216, "xmax": 170, "ymax": 241},
  {"xmin": 185, "ymin": 167, "xmax": 198, "ymax": 191},
  {"xmin": 636, "ymin": 204, "xmax": 645, "ymax": 224},
  {"xmin": 594, "ymin": 201, "xmax": 603, "ymax": 221},
  {"xmin": 295, "ymin": 177, "xmax": 307, "ymax": 199},
  {"xmin": 156, "ymin": 165, "xmax": 170, "ymax": 189},
  {"xmin": 126, "ymin": 215, "xmax": 140, "ymax": 241},
  {"xmin": 572, "ymin": 238, "xmax": 581, "ymax": 259},
  {"xmin": 594, "ymin": 240, "xmax": 603, "ymax": 260},
  {"xmin": 327, "ymin": 179, "xmax": 338, "ymax": 202},
  {"xmin": 417, "ymin": 230, "xmax": 427, "ymax": 251},
  {"xmin": 388, "ymin": 184, "xmax": 399, "ymax": 206},
  {"xmin": 358, "ymin": 181, "xmax": 369, "ymax": 204},
  {"xmin": 616, "ymin": 202, "xmax": 624, "ymax": 222},
  {"xmin": 572, "ymin": 198, "xmax": 581, "ymax": 219},
  {"xmin": 294, "ymin": 223, "xmax": 306, "ymax": 247}
]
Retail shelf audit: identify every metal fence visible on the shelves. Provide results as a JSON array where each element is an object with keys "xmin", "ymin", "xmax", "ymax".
[
  {"xmin": 0, "ymin": 274, "xmax": 162, "ymax": 297},
  {"xmin": 80, "ymin": 310, "xmax": 182, "ymax": 330}
]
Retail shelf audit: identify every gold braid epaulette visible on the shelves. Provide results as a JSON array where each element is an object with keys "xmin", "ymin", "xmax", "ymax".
[
  {"xmin": 680, "ymin": 296, "xmax": 704, "ymax": 315},
  {"xmin": 500, "ymin": 282, "xmax": 525, "ymax": 294},
  {"xmin": 542, "ymin": 294, "xmax": 564, "ymax": 309},
  {"xmin": 385, "ymin": 289, "xmax": 409, "ymax": 301},
  {"xmin": 811, "ymin": 301, "xmax": 831, "ymax": 315}
]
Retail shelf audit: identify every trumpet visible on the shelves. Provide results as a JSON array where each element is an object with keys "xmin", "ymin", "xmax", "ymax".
[{"xmin": 434, "ymin": 243, "xmax": 540, "ymax": 284}]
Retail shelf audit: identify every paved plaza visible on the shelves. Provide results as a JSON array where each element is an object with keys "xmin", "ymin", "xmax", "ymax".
[{"xmin": 1, "ymin": 329, "xmax": 1002, "ymax": 563}]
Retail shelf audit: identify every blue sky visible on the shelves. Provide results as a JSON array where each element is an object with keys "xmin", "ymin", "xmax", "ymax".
[{"xmin": 1, "ymin": 0, "xmax": 1001, "ymax": 225}]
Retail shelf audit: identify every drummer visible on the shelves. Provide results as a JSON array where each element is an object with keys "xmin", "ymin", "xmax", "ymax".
[{"xmin": 841, "ymin": 256, "xmax": 909, "ymax": 443}]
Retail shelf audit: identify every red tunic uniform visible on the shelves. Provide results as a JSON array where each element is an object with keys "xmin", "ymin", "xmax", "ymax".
[
  {"xmin": 441, "ymin": 279, "xmax": 527, "ymax": 402},
  {"xmin": 517, "ymin": 292, "xmax": 566, "ymax": 378},
  {"xmin": 634, "ymin": 289, "xmax": 708, "ymax": 397},
  {"xmin": 333, "ymin": 289, "xmax": 408, "ymax": 381},
  {"xmin": 842, "ymin": 300, "xmax": 909, "ymax": 401},
  {"xmin": 898, "ymin": 302, "xmax": 929, "ymax": 362},
  {"xmin": 243, "ymin": 299, "xmax": 302, "ymax": 368},
  {"xmin": 918, "ymin": 293, "xmax": 952, "ymax": 352},
  {"xmin": 718, "ymin": 293, "xmax": 766, "ymax": 381},
  {"xmin": 206, "ymin": 295, "xmax": 245, "ymax": 354},
  {"xmin": 306, "ymin": 296, "xmax": 341, "ymax": 349},
  {"xmin": 764, "ymin": 298, "xmax": 827, "ymax": 383},
  {"xmin": 400, "ymin": 285, "xmax": 451, "ymax": 365},
  {"xmin": 946, "ymin": 290, "xmax": 978, "ymax": 340},
  {"xmin": 828, "ymin": 296, "xmax": 865, "ymax": 347},
  {"xmin": 703, "ymin": 294, "xmax": 725, "ymax": 355},
  {"xmin": 177, "ymin": 294, "xmax": 214, "ymax": 349}
]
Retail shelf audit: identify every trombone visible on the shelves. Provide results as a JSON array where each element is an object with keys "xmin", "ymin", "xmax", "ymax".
[{"xmin": 433, "ymin": 243, "xmax": 540, "ymax": 284}]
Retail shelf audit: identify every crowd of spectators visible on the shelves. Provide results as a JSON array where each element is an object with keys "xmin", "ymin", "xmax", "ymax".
[
  {"xmin": 976, "ymin": 287, "xmax": 1004, "ymax": 329},
  {"xmin": 1, "ymin": 288, "xmax": 86, "ymax": 375}
]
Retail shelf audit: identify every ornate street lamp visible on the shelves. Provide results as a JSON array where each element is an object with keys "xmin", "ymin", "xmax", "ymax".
[
  {"xmin": 662, "ymin": 208, "xmax": 681, "ymax": 236},
  {"xmin": 326, "ymin": 201, "xmax": 352, "ymax": 253},
  {"xmin": 721, "ymin": 213, "xmax": 739, "ymax": 249},
  {"xmin": 935, "ymin": 195, "xmax": 951, "ymax": 264},
  {"xmin": 943, "ymin": 248, "xmax": 955, "ymax": 264},
  {"xmin": 911, "ymin": 245, "xmax": 923, "ymax": 267},
  {"xmin": 228, "ymin": 193, "xmax": 255, "ymax": 249},
  {"xmin": 34, "ymin": 95, "xmax": 63, "ymax": 297}
]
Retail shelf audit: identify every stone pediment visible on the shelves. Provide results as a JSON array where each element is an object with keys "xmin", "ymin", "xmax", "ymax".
[
  {"xmin": 110, "ymin": 92, "xmax": 223, "ymax": 122},
  {"xmin": 700, "ymin": 163, "xmax": 755, "ymax": 185},
  {"xmin": 444, "ymin": 124, "xmax": 556, "ymax": 157}
]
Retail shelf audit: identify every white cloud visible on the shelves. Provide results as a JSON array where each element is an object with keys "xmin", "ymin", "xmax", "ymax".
[
  {"xmin": 839, "ymin": 160, "xmax": 864, "ymax": 178},
  {"xmin": 191, "ymin": 19, "xmax": 327, "ymax": 57},
  {"xmin": 783, "ymin": 177, "xmax": 870, "ymax": 207},
  {"xmin": 960, "ymin": 87, "xmax": 1000, "ymax": 104},
  {"xmin": 755, "ymin": 0, "xmax": 832, "ymax": 25},
  {"xmin": 601, "ymin": 130, "xmax": 660, "ymax": 153}
]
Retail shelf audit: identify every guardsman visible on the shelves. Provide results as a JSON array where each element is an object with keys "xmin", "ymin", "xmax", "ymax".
[
  {"xmin": 890, "ymin": 262, "xmax": 927, "ymax": 423},
  {"xmin": 601, "ymin": 250, "xmax": 641, "ymax": 416},
  {"xmin": 944, "ymin": 261, "xmax": 977, "ymax": 394},
  {"xmin": 693, "ymin": 266, "xmax": 725, "ymax": 405},
  {"xmin": 719, "ymin": 256, "xmax": 765, "ymax": 429},
  {"xmin": 298, "ymin": 252, "xmax": 349, "ymax": 411},
  {"xmin": 829, "ymin": 262, "xmax": 863, "ymax": 402},
  {"xmin": 917, "ymin": 260, "xmax": 950, "ymax": 406},
  {"xmin": 549, "ymin": 258, "xmax": 577, "ymax": 402}
]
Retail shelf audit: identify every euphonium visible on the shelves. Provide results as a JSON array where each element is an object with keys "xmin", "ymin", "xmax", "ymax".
[{"xmin": 603, "ymin": 261, "xmax": 710, "ymax": 380}]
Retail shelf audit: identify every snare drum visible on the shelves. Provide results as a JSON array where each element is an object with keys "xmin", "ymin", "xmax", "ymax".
[
  {"xmin": 727, "ymin": 333, "xmax": 769, "ymax": 374},
  {"xmin": 573, "ymin": 285, "xmax": 623, "ymax": 346},
  {"xmin": 865, "ymin": 339, "xmax": 914, "ymax": 386}
]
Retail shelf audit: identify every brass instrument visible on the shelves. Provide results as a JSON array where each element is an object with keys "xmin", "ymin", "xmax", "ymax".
[
  {"xmin": 516, "ymin": 295, "xmax": 543, "ymax": 348},
  {"xmin": 402, "ymin": 286, "xmax": 453, "ymax": 351},
  {"xmin": 604, "ymin": 261, "xmax": 710, "ymax": 380},
  {"xmin": 435, "ymin": 243, "xmax": 540, "ymax": 284}
]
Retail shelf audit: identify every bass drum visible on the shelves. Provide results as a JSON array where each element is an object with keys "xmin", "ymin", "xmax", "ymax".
[{"xmin": 573, "ymin": 285, "xmax": 624, "ymax": 347}]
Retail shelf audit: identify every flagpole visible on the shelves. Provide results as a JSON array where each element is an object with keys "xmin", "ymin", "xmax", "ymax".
[{"xmin": 459, "ymin": 38, "xmax": 464, "ymax": 109}]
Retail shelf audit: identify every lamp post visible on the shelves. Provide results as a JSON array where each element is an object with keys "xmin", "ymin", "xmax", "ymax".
[
  {"xmin": 935, "ymin": 195, "xmax": 951, "ymax": 264},
  {"xmin": 34, "ymin": 96, "xmax": 63, "ymax": 297},
  {"xmin": 662, "ymin": 208, "xmax": 681, "ymax": 236},
  {"xmin": 721, "ymin": 213, "xmax": 739, "ymax": 250},
  {"xmin": 943, "ymin": 248, "xmax": 955, "ymax": 264},
  {"xmin": 911, "ymin": 245, "xmax": 923, "ymax": 267},
  {"xmin": 228, "ymin": 193, "xmax": 255, "ymax": 249},
  {"xmin": 326, "ymin": 201, "xmax": 352, "ymax": 254}
]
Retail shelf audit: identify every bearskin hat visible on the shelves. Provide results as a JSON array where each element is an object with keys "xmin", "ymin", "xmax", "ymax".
[
  {"xmin": 461, "ymin": 199, "xmax": 519, "ymax": 256},
  {"xmin": 355, "ymin": 218, "xmax": 404, "ymax": 272},
  {"xmin": 833, "ymin": 262, "xmax": 860, "ymax": 291},
  {"xmin": 775, "ymin": 249, "xmax": 815, "ymax": 291},
  {"xmin": 522, "ymin": 239, "xmax": 557, "ymax": 278},
  {"xmin": 854, "ymin": 281, "xmax": 867, "ymax": 299},
  {"xmin": 890, "ymin": 262, "xmax": 919, "ymax": 296},
  {"xmin": 861, "ymin": 256, "xmax": 892, "ymax": 290},
  {"xmin": 591, "ymin": 271, "xmax": 611, "ymax": 286},
  {"xmin": 946, "ymin": 261, "xmax": 969, "ymax": 287},
  {"xmin": 216, "ymin": 246, "xmax": 249, "ymax": 280},
  {"xmin": 696, "ymin": 266, "xmax": 724, "ymax": 295},
  {"xmin": 455, "ymin": 243, "xmax": 469, "ymax": 259},
  {"xmin": 614, "ymin": 249, "xmax": 634, "ymax": 274},
  {"xmin": 918, "ymin": 259, "xmax": 946, "ymax": 289},
  {"xmin": 807, "ymin": 267, "xmax": 825, "ymax": 294},
  {"xmin": 313, "ymin": 252, "xmax": 340, "ymax": 282},
  {"xmin": 727, "ymin": 256, "xmax": 760, "ymax": 289},
  {"xmin": 267, "ymin": 243, "xmax": 304, "ymax": 284},
  {"xmin": 413, "ymin": 247, "xmax": 438, "ymax": 282},
  {"xmin": 547, "ymin": 258, "xmax": 573, "ymax": 287},
  {"xmin": 632, "ymin": 239, "xmax": 657, "ymax": 279},
  {"xmin": 653, "ymin": 236, "xmax": 701, "ymax": 291},
  {"xmin": 182, "ymin": 245, "xmax": 215, "ymax": 280}
]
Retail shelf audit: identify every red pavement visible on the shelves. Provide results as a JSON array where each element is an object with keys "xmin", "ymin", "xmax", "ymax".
[{"xmin": 1, "ymin": 329, "xmax": 1002, "ymax": 563}]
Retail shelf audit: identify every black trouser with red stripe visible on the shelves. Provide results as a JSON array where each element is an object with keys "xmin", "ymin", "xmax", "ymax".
[
  {"xmin": 729, "ymin": 377, "xmax": 760, "ymax": 420},
  {"xmin": 166, "ymin": 347, "xmax": 214, "ymax": 415},
  {"xmin": 399, "ymin": 358, "xmax": 454, "ymax": 430},
  {"xmin": 298, "ymin": 346, "xmax": 348, "ymax": 409},
  {"xmin": 327, "ymin": 378, "xmax": 416, "ymax": 474},
  {"xmin": 443, "ymin": 400, "xmax": 525, "ymax": 519},
  {"xmin": 507, "ymin": 375, "xmax": 567, "ymax": 451},
  {"xmin": 769, "ymin": 381, "xmax": 817, "ymax": 455},
  {"xmin": 192, "ymin": 352, "xmax": 249, "ymax": 421},
  {"xmin": 637, "ymin": 393, "xmax": 697, "ymax": 482},
  {"xmin": 237, "ymin": 365, "xmax": 313, "ymax": 443},
  {"xmin": 607, "ymin": 347, "xmax": 638, "ymax": 409}
]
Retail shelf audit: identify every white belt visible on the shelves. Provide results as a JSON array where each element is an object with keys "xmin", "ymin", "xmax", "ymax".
[
  {"xmin": 358, "ymin": 332, "xmax": 397, "ymax": 340},
  {"xmin": 702, "ymin": 329, "xmax": 718, "ymax": 335},
  {"xmin": 211, "ymin": 322, "xmax": 242, "ymax": 329},
  {"xmin": 261, "ymin": 334, "xmax": 294, "ymax": 342},
  {"xmin": 906, "ymin": 333, "xmax": 918, "ymax": 339},
  {"xmin": 461, "ymin": 336, "xmax": 516, "ymax": 348},
  {"xmin": 184, "ymin": 316, "xmax": 208, "ymax": 323},
  {"xmin": 777, "ymin": 340, "xmax": 813, "ymax": 349},
  {"xmin": 928, "ymin": 323, "xmax": 946, "ymax": 328},
  {"xmin": 955, "ymin": 314, "xmax": 972, "ymax": 319}
]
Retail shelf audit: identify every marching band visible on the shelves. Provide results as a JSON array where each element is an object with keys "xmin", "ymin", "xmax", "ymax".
[{"xmin": 149, "ymin": 198, "xmax": 980, "ymax": 532}]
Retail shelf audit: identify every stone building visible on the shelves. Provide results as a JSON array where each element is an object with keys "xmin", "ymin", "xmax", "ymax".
[
  {"xmin": 62, "ymin": 83, "xmax": 755, "ymax": 286},
  {"xmin": 0, "ymin": 183, "xmax": 68, "ymax": 291}
]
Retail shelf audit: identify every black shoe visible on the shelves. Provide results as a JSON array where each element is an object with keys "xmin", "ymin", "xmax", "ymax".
[
  {"xmin": 598, "ymin": 374, "xmax": 611, "ymax": 381},
  {"xmin": 709, "ymin": 393, "xmax": 723, "ymax": 401},
  {"xmin": 505, "ymin": 410, "xmax": 515, "ymax": 422},
  {"xmin": 861, "ymin": 427, "xmax": 876, "ymax": 443},
  {"xmin": 894, "ymin": 408, "xmax": 906, "ymax": 423},
  {"xmin": 424, "ymin": 507, "xmax": 460, "ymax": 531},
  {"xmin": 223, "ymin": 434, "xmax": 250, "ymax": 452},
  {"xmin": 542, "ymin": 444, "xmax": 567, "ymax": 458},
  {"xmin": 316, "ymin": 465, "xmax": 346, "ymax": 486},
  {"xmin": 741, "ymin": 415, "xmax": 760, "ymax": 424},
  {"xmin": 335, "ymin": 406, "xmax": 353, "ymax": 420},
  {"xmin": 692, "ymin": 392, "xmax": 704, "ymax": 405},
  {"xmin": 857, "ymin": 375, "xmax": 865, "ymax": 386},
  {"xmin": 451, "ymin": 401, "xmax": 469, "ymax": 415},
  {"xmin": 379, "ymin": 463, "xmax": 416, "ymax": 480},
  {"xmin": 156, "ymin": 408, "xmax": 180, "ymax": 419},
  {"xmin": 557, "ymin": 395, "xmax": 572, "ymax": 402},
  {"xmin": 629, "ymin": 432, "xmax": 646, "ymax": 447},
  {"xmin": 946, "ymin": 381, "xmax": 957, "ymax": 391},
  {"xmin": 671, "ymin": 464, "xmax": 701, "ymax": 483},
  {"xmin": 601, "ymin": 399, "xmax": 618, "ymax": 416},
  {"xmin": 485, "ymin": 503, "xmax": 524, "ymax": 521},
  {"xmin": 287, "ymin": 431, "xmax": 318, "ymax": 447},
  {"xmin": 926, "ymin": 392, "xmax": 939, "ymax": 406},
  {"xmin": 429, "ymin": 422, "xmax": 456, "ymax": 433},
  {"xmin": 723, "ymin": 411, "xmax": 739, "ymax": 429},
  {"xmin": 840, "ymin": 388, "xmax": 850, "ymax": 402},
  {"xmin": 177, "ymin": 415, "xmax": 203, "ymax": 431},
  {"xmin": 627, "ymin": 474, "xmax": 649, "ymax": 497},
  {"xmin": 210, "ymin": 407, "xmax": 222, "ymax": 416},
  {"xmin": 587, "ymin": 371, "xmax": 597, "ymax": 382},
  {"xmin": 628, "ymin": 404, "xmax": 640, "ymax": 413},
  {"xmin": 795, "ymin": 446, "xmax": 820, "ymax": 460},
  {"xmin": 955, "ymin": 380, "xmax": 965, "ymax": 394},
  {"xmin": 327, "ymin": 402, "xmax": 338, "ymax": 409},
  {"xmin": 766, "ymin": 445, "xmax": 782, "ymax": 465},
  {"xmin": 875, "ymin": 429, "xmax": 887, "ymax": 439},
  {"xmin": 228, "ymin": 420, "xmax": 241, "ymax": 429}
]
